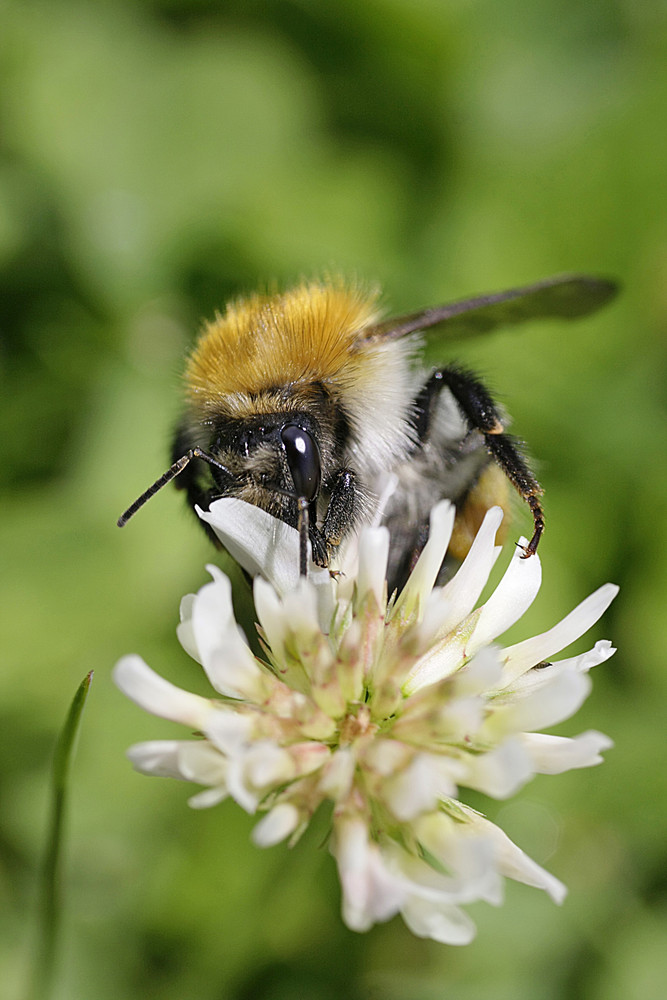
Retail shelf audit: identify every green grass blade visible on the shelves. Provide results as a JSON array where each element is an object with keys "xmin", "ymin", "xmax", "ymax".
[{"xmin": 27, "ymin": 671, "xmax": 94, "ymax": 1000}]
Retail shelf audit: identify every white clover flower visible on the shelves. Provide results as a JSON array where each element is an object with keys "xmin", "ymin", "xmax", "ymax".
[{"xmin": 114, "ymin": 498, "xmax": 617, "ymax": 944}]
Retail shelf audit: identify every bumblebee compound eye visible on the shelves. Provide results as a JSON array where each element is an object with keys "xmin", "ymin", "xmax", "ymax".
[{"xmin": 280, "ymin": 424, "xmax": 321, "ymax": 502}]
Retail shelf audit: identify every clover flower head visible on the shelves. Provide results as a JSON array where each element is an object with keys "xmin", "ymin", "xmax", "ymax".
[{"xmin": 114, "ymin": 498, "xmax": 616, "ymax": 943}]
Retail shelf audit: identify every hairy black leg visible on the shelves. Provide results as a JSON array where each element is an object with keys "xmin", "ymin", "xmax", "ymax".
[
  {"xmin": 321, "ymin": 468, "xmax": 361, "ymax": 559},
  {"xmin": 422, "ymin": 366, "xmax": 545, "ymax": 556}
]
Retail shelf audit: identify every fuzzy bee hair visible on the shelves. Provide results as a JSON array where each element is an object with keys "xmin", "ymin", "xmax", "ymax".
[
  {"xmin": 119, "ymin": 274, "xmax": 617, "ymax": 592},
  {"xmin": 184, "ymin": 282, "xmax": 419, "ymax": 479}
]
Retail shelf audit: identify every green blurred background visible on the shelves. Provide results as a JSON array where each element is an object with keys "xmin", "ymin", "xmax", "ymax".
[{"xmin": 2, "ymin": 1, "xmax": 666, "ymax": 998}]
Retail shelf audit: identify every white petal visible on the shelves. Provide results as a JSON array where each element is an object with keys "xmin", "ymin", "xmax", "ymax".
[
  {"xmin": 404, "ymin": 627, "xmax": 472, "ymax": 693},
  {"xmin": 393, "ymin": 501, "xmax": 455, "ymax": 616},
  {"xmin": 177, "ymin": 567, "xmax": 271, "ymax": 701},
  {"xmin": 501, "ymin": 584, "xmax": 619, "ymax": 683},
  {"xmin": 436, "ymin": 506, "xmax": 505, "ymax": 634},
  {"xmin": 462, "ymin": 739, "xmax": 534, "ymax": 799},
  {"xmin": 205, "ymin": 637, "xmax": 269, "ymax": 702},
  {"xmin": 188, "ymin": 566, "xmax": 236, "ymax": 662},
  {"xmin": 126, "ymin": 739, "xmax": 229, "ymax": 788},
  {"xmin": 177, "ymin": 741, "xmax": 229, "ymax": 785},
  {"xmin": 253, "ymin": 575, "xmax": 324, "ymax": 690},
  {"xmin": 318, "ymin": 747, "xmax": 356, "ymax": 799},
  {"xmin": 435, "ymin": 695, "xmax": 486, "ymax": 744},
  {"xmin": 126, "ymin": 740, "xmax": 188, "ymax": 778},
  {"xmin": 252, "ymin": 803, "xmax": 300, "ymax": 847},
  {"xmin": 401, "ymin": 897, "xmax": 477, "ymax": 945},
  {"xmin": 253, "ymin": 576, "xmax": 287, "ymax": 658},
  {"xmin": 356, "ymin": 526, "xmax": 390, "ymax": 609},
  {"xmin": 279, "ymin": 577, "xmax": 322, "ymax": 636},
  {"xmin": 407, "ymin": 814, "xmax": 502, "ymax": 906},
  {"xmin": 332, "ymin": 817, "xmax": 407, "ymax": 931},
  {"xmin": 490, "ymin": 669, "xmax": 592, "ymax": 736},
  {"xmin": 187, "ymin": 787, "xmax": 229, "ymax": 809},
  {"xmin": 224, "ymin": 759, "xmax": 261, "ymax": 813},
  {"xmin": 197, "ymin": 498, "xmax": 334, "ymax": 629},
  {"xmin": 453, "ymin": 646, "xmax": 504, "ymax": 696},
  {"xmin": 520, "ymin": 730, "xmax": 613, "ymax": 773},
  {"xmin": 384, "ymin": 755, "xmax": 444, "ymax": 822},
  {"xmin": 204, "ymin": 710, "xmax": 255, "ymax": 754},
  {"xmin": 245, "ymin": 742, "xmax": 294, "ymax": 788},
  {"xmin": 176, "ymin": 593, "xmax": 200, "ymax": 662},
  {"xmin": 461, "ymin": 808, "xmax": 567, "ymax": 903},
  {"xmin": 553, "ymin": 639, "xmax": 616, "ymax": 673},
  {"xmin": 113, "ymin": 655, "xmax": 214, "ymax": 729},
  {"xmin": 468, "ymin": 541, "xmax": 542, "ymax": 651}
]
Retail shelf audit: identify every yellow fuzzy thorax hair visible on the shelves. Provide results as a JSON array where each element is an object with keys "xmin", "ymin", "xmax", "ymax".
[{"xmin": 185, "ymin": 281, "xmax": 383, "ymax": 415}]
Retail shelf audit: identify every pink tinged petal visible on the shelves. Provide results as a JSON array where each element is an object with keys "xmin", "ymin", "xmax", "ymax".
[
  {"xmin": 251, "ymin": 803, "xmax": 301, "ymax": 847},
  {"xmin": 392, "ymin": 501, "xmax": 455, "ymax": 619},
  {"xmin": 333, "ymin": 818, "xmax": 407, "ymax": 931},
  {"xmin": 520, "ymin": 730, "xmax": 613, "ymax": 773},
  {"xmin": 500, "ymin": 583, "xmax": 619, "ymax": 684},
  {"xmin": 435, "ymin": 506, "xmax": 505, "ymax": 636},
  {"xmin": 488, "ymin": 670, "xmax": 592, "ymax": 737},
  {"xmin": 198, "ymin": 498, "xmax": 334, "ymax": 629},
  {"xmin": 462, "ymin": 739, "xmax": 534, "ymax": 799},
  {"xmin": 467, "ymin": 541, "xmax": 542, "ymax": 653},
  {"xmin": 401, "ymin": 898, "xmax": 477, "ymax": 945},
  {"xmin": 355, "ymin": 526, "xmax": 390, "ymax": 610},
  {"xmin": 465, "ymin": 812, "xmax": 567, "ymax": 904},
  {"xmin": 113, "ymin": 655, "xmax": 215, "ymax": 729}
]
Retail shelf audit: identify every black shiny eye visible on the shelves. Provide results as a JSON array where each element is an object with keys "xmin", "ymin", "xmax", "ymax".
[{"xmin": 280, "ymin": 424, "xmax": 321, "ymax": 502}]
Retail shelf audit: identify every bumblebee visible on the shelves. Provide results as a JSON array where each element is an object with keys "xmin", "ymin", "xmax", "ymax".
[{"xmin": 119, "ymin": 275, "xmax": 616, "ymax": 591}]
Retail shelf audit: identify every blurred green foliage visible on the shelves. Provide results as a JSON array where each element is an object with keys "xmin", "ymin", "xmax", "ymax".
[{"xmin": 2, "ymin": 1, "xmax": 666, "ymax": 998}]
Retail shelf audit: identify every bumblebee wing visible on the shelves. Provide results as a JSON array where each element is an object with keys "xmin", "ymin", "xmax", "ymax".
[{"xmin": 362, "ymin": 274, "xmax": 618, "ymax": 344}]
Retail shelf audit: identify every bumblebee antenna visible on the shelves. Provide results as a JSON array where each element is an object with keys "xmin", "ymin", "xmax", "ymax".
[{"xmin": 117, "ymin": 448, "xmax": 231, "ymax": 527}]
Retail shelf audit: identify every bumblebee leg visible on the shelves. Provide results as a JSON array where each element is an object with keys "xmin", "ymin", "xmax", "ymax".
[
  {"xmin": 415, "ymin": 368, "xmax": 545, "ymax": 556},
  {"xmin": 321, "ymin": 469, "xmax": 361, "ymax": 560}
]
